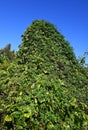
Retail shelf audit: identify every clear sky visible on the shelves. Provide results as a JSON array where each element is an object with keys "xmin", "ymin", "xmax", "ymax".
[{"xmin": 0, "ymin": 0, "xmax": 88, "ymax": 62}]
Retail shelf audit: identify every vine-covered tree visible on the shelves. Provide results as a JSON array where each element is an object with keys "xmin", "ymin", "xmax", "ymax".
[
  {"xmin": 0, "ymin": 20, "xmax": 88, "ymax": 129},
  {"xmin": 17, "ymin": 20, "xmax": 78, "ymax": 79},
  {"xmin": 18, "ymin": 20, "xmax": 77, "ymax": 64}
]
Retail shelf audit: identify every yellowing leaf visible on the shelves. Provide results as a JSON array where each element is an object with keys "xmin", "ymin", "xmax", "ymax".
[
  {"xmin": 43, "ymin": 70, "xmax": 48, "ymax": 74},
  {"xmin": 24, "ymin": 111, "xmax": 32, "ymax": 118},
  {"xmin": 19, "ymin": 91, "xmax": 22, "ymax": 95},
  {"xmin": 4, "ymin": 115, "xmax": 12, "ymax": 122}
]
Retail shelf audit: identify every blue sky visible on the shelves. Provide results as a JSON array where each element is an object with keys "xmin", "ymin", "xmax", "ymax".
[{"xmin": 0, "ymin": 0, "xmax": 88, "ymax": 62}]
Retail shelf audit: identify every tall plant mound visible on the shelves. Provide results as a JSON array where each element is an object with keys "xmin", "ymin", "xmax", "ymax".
[
  {"xmin": 17, "ymin": 20, "xmax": 77, "ymax": 73},
  {"xmin": 17, "ymin": 20, "xmax": 88, "ymax": 88},
  {"xmin": 0, "ymin": 20, "xmax": 88, "ymax": 129}
]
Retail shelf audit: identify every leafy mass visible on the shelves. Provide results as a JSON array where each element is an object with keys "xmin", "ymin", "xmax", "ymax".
[{"xmin": 0, "ymin": 20, "xmax": 88, "ymax": 130}]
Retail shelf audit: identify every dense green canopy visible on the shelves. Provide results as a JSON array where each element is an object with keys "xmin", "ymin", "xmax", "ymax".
[
  {"xmin": 17, "ymin": 20, "xmax": 77, "ymax": 64},
  {"xmin": 0, "ymin": 20, "xmax": 88, "ymax": 129}
]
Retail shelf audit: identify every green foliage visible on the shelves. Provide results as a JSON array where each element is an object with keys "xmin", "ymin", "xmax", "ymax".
[
  {"xmin": 17, "ymin": 20, "xmax": 76, "ymax": 65},
  {"xmin": 0, "ymin": 44, "xmax": 15, "ymax": 62},
  {"xmin": 0, "ymin": 20, "xmax": 88, "ymax": 129}
]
